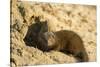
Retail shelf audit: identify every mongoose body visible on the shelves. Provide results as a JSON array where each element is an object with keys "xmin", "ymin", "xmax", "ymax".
[{"xmin": 38, "ymin": 30, "xmax": 89, "ymax": 62}]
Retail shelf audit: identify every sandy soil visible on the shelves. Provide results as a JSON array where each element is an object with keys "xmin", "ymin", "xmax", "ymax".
[{"xmin": 10, "ymin": 0, "xmax": 96, "ymax": 66}]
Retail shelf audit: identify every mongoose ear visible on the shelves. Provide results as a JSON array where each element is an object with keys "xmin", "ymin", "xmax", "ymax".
[{"xmin": 34, "ymin": 16, "xmax": 41, "ymax": 23}]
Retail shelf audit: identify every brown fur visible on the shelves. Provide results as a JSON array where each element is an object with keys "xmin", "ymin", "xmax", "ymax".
[{"xmin": 41, "ymin": 30, "xmax": 89, "ymax": 62}]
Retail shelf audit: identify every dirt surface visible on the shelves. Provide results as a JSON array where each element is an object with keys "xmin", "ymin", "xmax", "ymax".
[{"xmin": 10, "ymin": 0, "xmax": 96, "ymax": 66}]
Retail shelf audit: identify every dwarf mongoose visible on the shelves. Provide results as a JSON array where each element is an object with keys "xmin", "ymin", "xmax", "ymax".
[{"xmin": 40, "ymin": 30, "xmax": 89, "ymax": 62}]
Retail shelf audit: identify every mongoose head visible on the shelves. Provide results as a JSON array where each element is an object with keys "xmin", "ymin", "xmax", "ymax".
[{"xmin": 37, "ymin": 32, "xmax": 56, "ymax": 51}]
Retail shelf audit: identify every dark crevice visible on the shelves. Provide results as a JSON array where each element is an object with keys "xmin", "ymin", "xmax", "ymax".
[{"xmin": 23, "ymin": 16, "xmax": 49, "ymax": 51}]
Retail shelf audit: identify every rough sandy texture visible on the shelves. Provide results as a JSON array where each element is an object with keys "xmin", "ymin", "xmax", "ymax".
[{"xmin": 10, "ymin": 0, "xmax": 96, "ymax": 66}]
